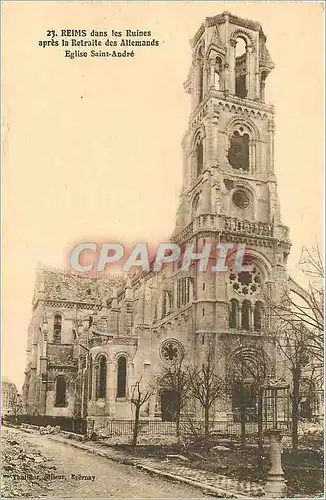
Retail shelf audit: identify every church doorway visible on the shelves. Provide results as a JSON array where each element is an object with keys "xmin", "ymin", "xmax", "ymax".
[
  {"xmin": 161, "ymin": 389, "xmax": 179, "ymax": 422},
  {"xmin": 232, "ymin": 380, "xmax": 257, "ymax": 423}
]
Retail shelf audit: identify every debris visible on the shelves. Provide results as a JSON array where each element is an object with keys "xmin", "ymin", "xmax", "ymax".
[
  {"xmin": 166, "ymin": 454, "xmax": 189, "ymax": 461},
  {"xmin": 39, "ymin": 425, "xmax": 60, "ymax": 435},
  {"xmin": 1, "ymin": 429, "xmax": 58, "ymax": 498}
]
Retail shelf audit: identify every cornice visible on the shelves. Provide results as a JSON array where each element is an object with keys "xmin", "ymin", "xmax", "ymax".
[
  {"xmin": 189, "ymin": 90, "xmax": 274, "ymax": 128},
  {"xmin": 38, "ymin": 299, "xmax": 104, "ymax": 311}
]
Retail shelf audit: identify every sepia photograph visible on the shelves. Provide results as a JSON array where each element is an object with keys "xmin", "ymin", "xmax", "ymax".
[{"xmin": 1, "ymin": 2, "xmax": 324, "ymax": 498}]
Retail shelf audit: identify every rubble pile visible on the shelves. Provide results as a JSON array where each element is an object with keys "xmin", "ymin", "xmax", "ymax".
[
  {"xmin": 1, "ymin": 430, "xmax": 57, "ymax": 498},
  {"xmin": 39, "ymin": 425, "xmax": 61, "ymax": 435},
  {"xmin": 298, "ymin": 422, "xmax": 324, "ymax": 437}
]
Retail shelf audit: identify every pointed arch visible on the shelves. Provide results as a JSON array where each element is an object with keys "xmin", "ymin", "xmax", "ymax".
[
  {"xmin": 225, "ymin": 116, "xmax": 260, "ymax": 140},
  {"xmin": 227, "ymin": 346, "xmax": 269, "ymax": 383},
  {"xmin": 195, "ymin": 141, "xmax": 204, "ymax": 175}
]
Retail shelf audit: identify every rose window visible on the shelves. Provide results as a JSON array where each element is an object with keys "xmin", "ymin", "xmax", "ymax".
[
  {"xmin": 229, "ymin": 266, "xmax": 262, "ymax": 296},
  {"xmin": 232, "ymin": 189, "xmax": 250, "ymax": 209},
  {"xmin": 160, "ymin": 340, "xmax": 183, "ymax": 362}
]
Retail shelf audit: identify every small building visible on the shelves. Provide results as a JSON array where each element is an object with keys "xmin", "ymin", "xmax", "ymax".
[{"xmin": 1, "ymin": 377, "xmax": 19, "ymax": 416}]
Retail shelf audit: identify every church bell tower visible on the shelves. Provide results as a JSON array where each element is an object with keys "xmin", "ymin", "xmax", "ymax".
[{"xmin": 172, "ymin": 12, "xmax": 291, "ymax": 382}]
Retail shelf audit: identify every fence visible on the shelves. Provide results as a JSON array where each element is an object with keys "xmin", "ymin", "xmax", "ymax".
[
  {"xmin": 3, "ymin": 414, "xmax": 87, "ymax": 435},
  {"xmin": 104, "ymin": 419, "xmax": 291, "ymax": 438},
  {"xmin": 3, "ymin": 414, "xmax": 290, "ymax": 438}
]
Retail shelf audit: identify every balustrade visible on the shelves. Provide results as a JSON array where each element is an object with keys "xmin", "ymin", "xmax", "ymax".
[{"xmin": 224, "ymin": 217, "xmax": 273, "ymax": 237}]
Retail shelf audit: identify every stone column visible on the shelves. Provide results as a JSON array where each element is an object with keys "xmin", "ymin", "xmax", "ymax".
[
  {"xmin": 260, "ymin": 73, "xmax": 266, "ymax": 101},
  {"xmin": 191, "ymin": 62, "xmax": 196, "ymax": 109},
  {"xmin": 264, "ymin": 429, "xmax": 287, "ymax": 498},
  {"xmin": 250, "ymin": 139, "xmax": 256, "ymax": 174},
  {"xmin": 223, "ymin": 12, "xmax": 230, "ymax": 92},
  {"xmin": 209, "ymin": 59, "xmax": 215, "ymax": 88},
  {"xmin": 268, "ymin": 119, "xmax": 275, "ymax": 174},
  {"xmin": 200, "ymin": 170, "xmax": 211, "ymax": 214},
  {"xmin": 92, "ymin": 361, "xmax": 98, "ymax": 401},
  {"xmin": 229, "ymin": 40, "xmax": 237, "ymax": 94},
  {"xmin": 203, "ymin": 61, "xmax": 209, "ymax": 96},
  {"xmin": 39, "ymin": 355, "xmax": 48, "ymax": 416},
  {"xmin": 251, "ymin": 307, "xmax": 255, "ymax": 331},
  {"xmin": 246, "ymin": 46, "xmax": 256, "ymax": 100},
  {"xmin": 193, "ymin": 59, "xmax": 202, "ymax": 108},
  {"xmin": 107, "ymin": 360, "xmax": 116, "ymax": 417},
  {"xmin": 238, "ymin": 304, "xmax": 242, "ymax": 329}
]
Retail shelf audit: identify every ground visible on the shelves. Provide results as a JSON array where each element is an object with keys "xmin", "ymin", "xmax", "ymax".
[
  {"xmin": 2, "ymin": 426, "xmax": 324, "ymax": 498},
  {"xmin": 1, "ymin": 427, "xmax": 212, "ymax": 498},
  {"xmin": 110, "ymin": 435, "xmax": 323, "ymax": 498}
]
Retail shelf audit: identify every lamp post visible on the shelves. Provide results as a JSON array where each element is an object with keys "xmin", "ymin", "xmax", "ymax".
[
  {"xmin": 263, "ymin": 378, "xmax": 290, "ymax": 498},
  {"xmin": 264, "ymin": 428, "xmax": 287, "ymax": 498}
]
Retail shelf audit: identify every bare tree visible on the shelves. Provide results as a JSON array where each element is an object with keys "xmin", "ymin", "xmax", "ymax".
[
  {"xmin": 297, "ymin": 244, "xmax": 324, "ymax": 364},
  {"xmin": 188, "ymin": 349, "xmax": 226, "ymax": 438},
  {"xmin": 273, "ymin": 244, "xmax": 323, "ymax": 365},
  {"xmin": 267, "ymin": 244, "xmax": 324, "ymax": 453},
  {"xmin": 158, "ymin": 355, "xmax": 192, "ymax": 438},
  {"xmin": 271, "ymin": 318, "xmax": 313, "ymax": 453},
  {"xmin": 226, "ymin": 347, "xmax": 266, "ymax": 455},
  {"xmin": 9, "ymin": 393, "xmax": 23, "ymax": 424},
  {"xmin": 130, "ymin": 380, "xmax": 153, "ymax": 447}
]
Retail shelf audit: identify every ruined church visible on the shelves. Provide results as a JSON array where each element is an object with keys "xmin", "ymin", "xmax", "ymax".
[{"xmin": 23, "ymin": 13, "xmax": 295, "ymax": 431}]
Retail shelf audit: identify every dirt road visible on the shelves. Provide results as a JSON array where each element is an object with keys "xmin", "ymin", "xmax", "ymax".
[{"xmin": 2, "ymin": 427, "xmax": 210, "ymax": 498}]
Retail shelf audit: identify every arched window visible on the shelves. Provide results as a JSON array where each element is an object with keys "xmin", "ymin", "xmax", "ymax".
[
  {"xmin": 254, "ymin": 301, "xmax": 264, "ymax": 331},
  {"xmin": 241, "ymin": 300, "xmax": 251, "ymax": 330},
  {"xmin": 235, "ymin": 38, "xmax": 247, "ymax": 98},
  {"xmin": 97, "ymin": 355, "xmax": 107, "ymax": 399},
  {"xmin": 228, "ymin": 131, "xmax": 249, "ymax": 171},
  {"xmin": 229, "ymin": 299, "xmax": 239, "ymax": 328},
  {"xmin": 195, "ymin": 140, "xmax": 204, "ymax": 176},
  {"xmin": 117, "ymin": 356, "xmax": 127, "ymax": 398},
  {"xmin": 55, "ymin": 376, "xmax": 66, "ymax": 407},
  {"xmin": 53, "ymin": 314, "xmax": 62, "ymax": 343}
]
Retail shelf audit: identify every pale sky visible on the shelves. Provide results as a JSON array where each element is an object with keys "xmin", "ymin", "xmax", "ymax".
[{"xmin": 2, "ymin": 2, "xmax": 324, "ymax": 390}]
